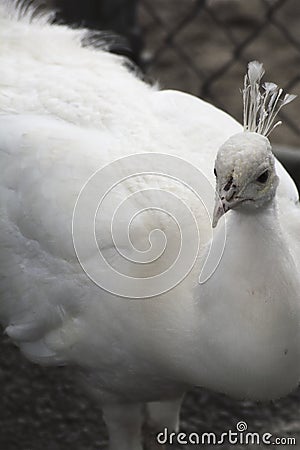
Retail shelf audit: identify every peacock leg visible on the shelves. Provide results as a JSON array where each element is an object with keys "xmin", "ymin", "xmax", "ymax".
[
  {"xmin": 103, "ymin": 402, "xmax": 143, "ymax": 450},
  {"xmin": 145, "ymin": 395, "xmax": 184, "ymax": 449}
]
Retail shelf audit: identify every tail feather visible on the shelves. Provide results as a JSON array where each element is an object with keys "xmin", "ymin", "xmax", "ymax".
[{"xmin": 0, "ymin": 0, "xmax": 55, "ymax": 23}]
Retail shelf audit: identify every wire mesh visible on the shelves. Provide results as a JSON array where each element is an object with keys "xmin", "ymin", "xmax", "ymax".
[{"xmin": 138, "ymin": 0, "xmax": 300, "ymax": 146}]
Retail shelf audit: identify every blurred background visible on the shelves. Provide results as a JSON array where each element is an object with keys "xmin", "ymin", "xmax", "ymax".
[
  {"xmin": 48, "ymin": 0, "xmax": 300, "ymax": 187},
  {"xmin": 1, "ymin": 0, "xmax": 300, "ymax": 449}
]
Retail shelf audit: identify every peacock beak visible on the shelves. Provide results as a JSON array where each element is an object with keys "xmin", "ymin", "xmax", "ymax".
[
  {"xmin": 212, "ymin": 184, "xmax": 239, "ymax": 228},
  {"xmin": 212, "ymin": 199, "xmax": 229, "ymax": 228}
]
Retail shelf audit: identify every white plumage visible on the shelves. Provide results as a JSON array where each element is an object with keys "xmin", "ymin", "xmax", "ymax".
[{"xmin": 1, "ymin": 3, "xmax": 300, "ymax": 449}]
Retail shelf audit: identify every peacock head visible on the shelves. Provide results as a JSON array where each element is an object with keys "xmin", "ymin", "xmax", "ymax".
[
  {"xmin": 212, "ymin": 61, "xmax": 296, "ymax": 227},
  {"xmin": 212, "ymin": 131, "xmax": 279, "ymax": 226}
]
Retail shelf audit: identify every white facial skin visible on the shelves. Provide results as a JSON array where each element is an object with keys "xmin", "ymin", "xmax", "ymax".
[{"xmin": 213, "ymin": 132, "xmax": 279, "ymax": 227}]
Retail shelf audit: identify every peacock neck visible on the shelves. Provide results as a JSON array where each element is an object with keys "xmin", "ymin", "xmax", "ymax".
[{"xmin": 173, "ymin": 197, "xmax": 300, "ymax": 400}]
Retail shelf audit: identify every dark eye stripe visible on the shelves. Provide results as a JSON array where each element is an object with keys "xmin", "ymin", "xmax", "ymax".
[
  {"xmin": 256, "ymin": 170, "xmax": 269, "ymax": 183},
  {"xmin": 224, "ymin": 176, "xmax": 233, "ymax": 191}
]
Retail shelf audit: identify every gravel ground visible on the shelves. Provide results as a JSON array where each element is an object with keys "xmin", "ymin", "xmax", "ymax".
[{"xmin": 2, "ymin": 334, "xmax": 300, "ymax": 450}]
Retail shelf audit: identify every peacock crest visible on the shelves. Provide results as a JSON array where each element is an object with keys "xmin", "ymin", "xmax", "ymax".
[{"xmin": 242, "ymin": 61, "xmax": 296, "ymax": 137}]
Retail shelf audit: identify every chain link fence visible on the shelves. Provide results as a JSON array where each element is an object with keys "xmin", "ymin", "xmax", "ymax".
[
  {"xmin": 49, "ymin": 0, "xmax": 300, "ymax": 145},
  {"xmin": 138, "ymin": 0, "xmax": 300, "ymax": 147}
]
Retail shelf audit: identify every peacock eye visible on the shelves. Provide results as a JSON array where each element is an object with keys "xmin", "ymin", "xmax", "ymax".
[
  {"xmin": 256, "ymin": 170, "xmax": 269, "ymax": 183},
  {"xmin": 214, "ymin": 168, "xmax": 217, "ymax": 177}
]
